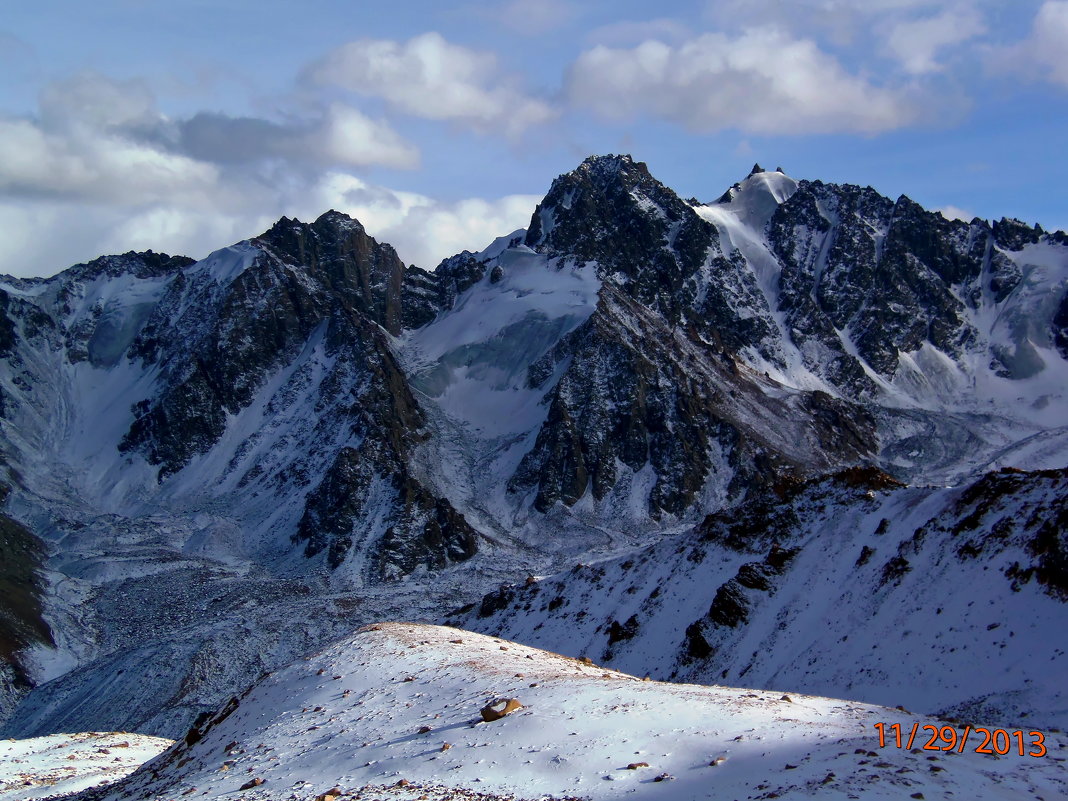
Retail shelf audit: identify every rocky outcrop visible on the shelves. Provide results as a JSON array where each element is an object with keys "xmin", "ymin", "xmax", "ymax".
[
  {"xmin": 526, "ymin": 155, "xmax": 718, "ymax": 324},
  {"xmin": 526, "ymin": 155, "xmax": 780, "ymax": 356},
  {"xmin": 121, "ymin": 214, "xmax": 414, "ymax": 476},
  {"xmin": 700, "ymin": 545, "xmax": 800, "ymax": 632},
  {"xmin": 0, "ymin": 484, "xmax": 52, "ymax": 725}
]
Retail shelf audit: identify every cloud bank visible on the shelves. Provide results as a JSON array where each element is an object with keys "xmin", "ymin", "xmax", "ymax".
[
  {"xmin": 308, "ymin": 32, "xmax": 556, "ymax": 137},
  {"xmin": 567, "ymin": 28, "xmax": 924, "ymax": 134}
]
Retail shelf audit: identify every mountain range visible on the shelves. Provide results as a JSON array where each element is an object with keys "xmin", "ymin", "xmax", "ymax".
[{"xmin": 0, "ymin": 155, "xmax": 1065, "ymax": 790}]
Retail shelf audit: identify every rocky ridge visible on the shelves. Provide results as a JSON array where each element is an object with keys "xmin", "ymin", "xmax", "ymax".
[{"xmin": 456, "ymin": 465, "xmax": 1068, "ymax": 728}]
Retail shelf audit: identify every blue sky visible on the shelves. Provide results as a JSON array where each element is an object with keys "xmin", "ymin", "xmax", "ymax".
[{"xmin": 1, "ymin": 0, "xmax": 1066, "ymax": 276}]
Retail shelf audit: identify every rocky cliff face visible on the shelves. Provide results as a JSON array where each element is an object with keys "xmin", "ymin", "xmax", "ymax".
[
  {"xmin": 764, "ymin": 181, "xmax": 1055, "ymax": 389},
  {"xmin": 0, "ymin": 482, "xmax": 52, "ymax": 724},
  {"xmin": 501, "ymin": 157, "xmax": 887, "ymax": 517},
  {"xmin": 119, "ymin": 213, "xmax": 411, "ymax": 477},
  {"xmin": 508, "ymin": 282, "xmax": 875, "ymax": 516},
  {"xmin": 527, "ymin": 156, "xmax": 780, "ymax": 354}
]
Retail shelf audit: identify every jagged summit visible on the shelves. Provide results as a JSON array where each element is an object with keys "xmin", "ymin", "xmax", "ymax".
[
  {"xmin": 713, "ymin": 166, "xmax": 799, "ymax": 213},
  {"xmin": 522, "ymin": 153, "xmax": 717, "ymax": 311},
  {"xmin": 711, "ymin": 163, "xmax": 797, "ymax": 208},
  {"xmin": 570, "ymin": 152, "xmax": 651, "ymax": 182},
  {"xmin": 2, "ymin": 250, "xmax": 196, "ymax": 288},
  {"xmin": 313, "ymin": 208, "xmax": 367, "ymax": 231},
  {"xmin": 255, "ymin": 208, "xmax": 372, "ymax": 249},
  {"xmin": 524, "ymin": 154, "xmax": 665, "ymax": 229}
]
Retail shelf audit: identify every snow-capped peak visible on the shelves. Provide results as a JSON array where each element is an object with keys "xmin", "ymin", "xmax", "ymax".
[{"xmin": 714, "ymin": 167, "xmax": 800, "ymax": 230}]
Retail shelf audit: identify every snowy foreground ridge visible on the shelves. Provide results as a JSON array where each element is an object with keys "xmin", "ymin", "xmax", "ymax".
[
  {"xmin": 0, "ymin": 732, "xmax": 171, "ymax": 800},
  {"xmin": 69, "ymin": 623, "xmax": 1067, "ymax": 801}
]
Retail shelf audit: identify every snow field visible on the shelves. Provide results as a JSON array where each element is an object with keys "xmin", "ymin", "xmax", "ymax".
[
  {"xmin": 0, "ymin": 731, "xmax": 171, "ymax": 800},
  {"xmin": 91, "ymin": 623, "xmax": 1068, "ymax": 801}
]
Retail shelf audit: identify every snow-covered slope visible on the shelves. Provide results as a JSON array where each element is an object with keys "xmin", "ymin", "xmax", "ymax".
[
  {"xmin": 0, "ymin": 732, "xmax": 171, "ymax": 800},
  {"xmin": 399, "ymin": 244, "xmax": 605, "ymax": 552},
  {"xmin": 456, "ymin": 467, "xmax": 1068, "ymax": 730},
  {"xmin": 78, "ymin": 623, "xmax": 1068, "ymax": 801}
]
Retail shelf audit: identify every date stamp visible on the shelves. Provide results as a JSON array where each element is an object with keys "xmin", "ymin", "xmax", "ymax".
[{"xmin": 874, "ymin": 722, "xmax": 1048, "ymax": 757}]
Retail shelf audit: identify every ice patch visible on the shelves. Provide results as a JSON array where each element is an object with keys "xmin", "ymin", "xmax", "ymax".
[{"xmin": 189, "ymin": 243, "xmax": 260, "ymax": 286}]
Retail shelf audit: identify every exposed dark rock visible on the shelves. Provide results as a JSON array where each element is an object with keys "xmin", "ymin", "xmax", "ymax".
[
  {"xmin": 0, "ymin": 493, "xmax": 53, "ymax": 721},
  {"xmin": 401, "ymin": 251, "xmax": 490, "ymax": 329},
  {"xmin": 992, "ymin": 218, "xmax": 1042, "ymax": 251},
  {"xmin": 0, "ymin": 291, "xmax": 17, "ymax": 359},
  {"xmin": 684, "ymin": 621, "xmax": 713, "ymax": 660},
  {"xmin": 1053, "ymin": 291, "xmax": 1068, "ymax": 360},
  {"xmin": 290, "ymin": 314, "xmax": 477, "ymax": 580},
  {"xmin": 509, "ymin": 284, "xmax": 876, "ymax": 517},
  {"xmin": 477, "ymin": 586, "xmax": 517, "ymax": 619},
  {"xmin": 767, "ymin": 182, "xmax": 988, "ymax": 386},
  {"xmin": 256, "ymin": 211, "xmax": 407, "ymax": 335},
  {"xmin": 400, "ymin": 264, "xmax": 442, "ymax": 330},
  {"xmin": 856, "ymin": 545, "xmax": 875, "ymax": 567},
  {"xmin": 706, "ymin": 545, "xmax": 799, "ymax": 628},
  {"xmin": 880, "ymin": 555, "xmax": 912, "ymax": 585},
  {"xmin": 707, "ymin": 579, "xmax": 752, "ymax": 628},
  {"xmin": 525, "ymin": 154, "xmax": 721, "ymax": 326},
  {"xmin": 112, "ymin": 212, "xmax": 479, "ymax": 579},
  {"xmin": 607, "ymin": 614, "xmax": 640, "ymax": 644}
]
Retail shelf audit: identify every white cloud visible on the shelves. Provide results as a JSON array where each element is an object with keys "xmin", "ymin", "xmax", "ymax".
[
  {"xmin": 0, "ymin": 200, "xmax": 274, "ymax": 277},
  {"xmin": 702, "ymin": 0, "xmax": 954, "ymax": 44},
  {"xmin": 937, "ymin": 205, "xmax": 976, "ymax": 222},
  {"xmin": 38, "ymin": 72, "xmax": 160, "ymax": 132},
  {"xmin": 308, "ymin": 32, "xmax": 557, "ymax": 137},
  {"xmin": 312, "ymin": 172, "xmax": 539, "ymax": 268},
  {"xmin": 0, "ymin": 115, "xmax": 220, "ymax": 203},
  {"xmin": 175, "ymin": 105, "xmax": 418, "ymax": 170},
  {"xmin": 318, "ymin": 104, "xmax": 419, "ymax": 169},
  {"xmin": 99, "ymin": 206, "xmax": 277, "ymax": 260},
  {"xmin": 0, "ymin": 72, "xmax": 418, "ymax": 212},
  {"xmin": 0, "ymin": 70, "xmax": 522, "ymax": 277},
  {"xmin": 996, "ymin": 1, "xmax": 1068, "ymax": 87},
  {"xmin": 885, "ymin": 6, "xmax": 987, "ymax": 74},
  {"xmin": 567, "ymin": 28, "xmax": 925, "ymax": 135}
]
